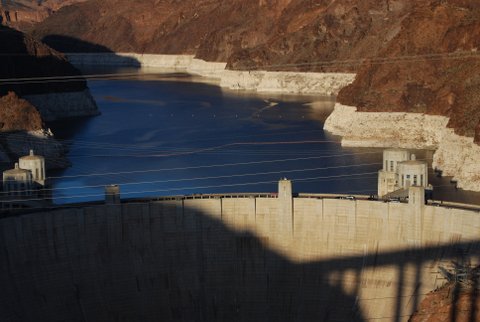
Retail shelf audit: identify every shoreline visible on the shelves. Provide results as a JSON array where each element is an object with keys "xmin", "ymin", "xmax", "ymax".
[
  {"xmin": 66, "ymin": 53, "xmax": 356, "ymax": 96},
  {"xmin": 324, "ymin": 104, "xmax": 480, "ymax": 192}
]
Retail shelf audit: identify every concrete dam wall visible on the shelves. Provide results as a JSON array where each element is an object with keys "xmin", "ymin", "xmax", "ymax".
[{"xmin": 0, "ymin": 189, "xmax": 479, "ymax": 321}]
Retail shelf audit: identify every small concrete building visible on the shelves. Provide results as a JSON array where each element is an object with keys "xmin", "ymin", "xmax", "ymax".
[
  {"xmin": 2, "ymin": 163, "xmax": 33, "ymax": 196},
  {"xmin": 378, "ymin": 149, "xmax": 429, "ymax": 198},
  {"xmin": 19, "ymin": 149, "xmax": 46, "ymax": 186}
]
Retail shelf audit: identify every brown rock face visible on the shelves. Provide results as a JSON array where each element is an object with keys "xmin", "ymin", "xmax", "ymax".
[
  {"xmin": 338, "ymin": 1, "xmax": 480, "ymax": 139},
  {"xmin": 0, "ymin": 92, "xmax": 43, "ymax": 132},
  {"xmin": 0, "ymin": 0, "xmax": 87, "ymax": 30},
  {"xmin": 31, "ymin": 0, "xmax": 412, "ymax": 70},
  {"xmin": 226, "ymin": 0, "xmax": 414, "ymax": 72}
]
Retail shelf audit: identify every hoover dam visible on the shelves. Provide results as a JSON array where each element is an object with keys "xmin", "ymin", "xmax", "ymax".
[
  {"xmin": 1, "ymin": 2, "xmax": 479, "ymax": 321},
  {"xmin": 1, "ymin": 180, "xmax": 479, "ymax": 322}
]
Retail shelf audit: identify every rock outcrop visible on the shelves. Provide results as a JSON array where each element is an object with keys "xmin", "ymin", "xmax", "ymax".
[
  {"xmin": 409, "ymin": 280, "xmax": 480, "ymax": 322},
  {"xmin": 0, "ymin": 92, "xmax": 43, "ymax": 132}
]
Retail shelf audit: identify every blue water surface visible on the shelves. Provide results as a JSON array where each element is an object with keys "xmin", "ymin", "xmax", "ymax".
[{"xmin": 49, "ymin": 70, "xmax": 473, "ymax": 204}]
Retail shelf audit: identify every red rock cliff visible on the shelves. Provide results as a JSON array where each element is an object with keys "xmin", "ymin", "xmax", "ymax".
[
  {"xmin": 338, "ymin": 1, "xmax": 480, "ymax": 143},
  {"xmin": 0, "ymin": 92, "xmax": 43, "ymax": 132},
  {"xmin": 0, "ymin": 0, "xmax": 86, "ymax": 30}
]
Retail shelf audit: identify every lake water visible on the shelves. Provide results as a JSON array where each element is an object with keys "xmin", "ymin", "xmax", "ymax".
[{"xmin": 48, "ymin": 69, "xmax": 478, "ymax": 204}]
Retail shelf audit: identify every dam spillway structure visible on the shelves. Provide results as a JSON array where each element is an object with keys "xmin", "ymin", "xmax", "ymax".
[{"xmin": 0, "ymin": 179, "xmax": 479, "ymax": 321}]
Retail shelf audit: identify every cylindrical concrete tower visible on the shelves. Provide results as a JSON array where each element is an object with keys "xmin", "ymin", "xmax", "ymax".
[
  {"xmin": 19, "ymin": 150, "xmax": 45, "ymax": 186},
  {"xmin": 2, "ymin": 163, "xmax": 33, "ymax": 196},
  {"xmin": 397, "ymin": 155, "xmax": 428, "ymax": 189}
]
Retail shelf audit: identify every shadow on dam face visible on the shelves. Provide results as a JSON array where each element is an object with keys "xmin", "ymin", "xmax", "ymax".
[{"xmin": 0, "ymin": 201, "xmax": 479, "ymax": 322}]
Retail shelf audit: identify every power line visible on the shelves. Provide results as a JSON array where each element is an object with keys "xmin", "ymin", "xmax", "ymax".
[
  {"xmin": 0, "ymin": 133, "xmax": 348, "ymax": 168},
  {"xmin": 0, "ymin": 127, "xmax": 332, "ymax": 148},
  {"xmin": 1, "ymin": 50, "xmax": 480, "ymax": 85},
  {"xmin": 1, "ymin": 162, "xmax": 382, "ymax": 195},
  {"xmin": 252, "ymin": 50, "xmax": 480, "ymax": 70},
  {"xmin": 46, "ymin": 151, "xmax": 381, "ymax": 179},
  {"xmin": 1, "ymin": 171, "xmax": 379, "ymax": 203}
]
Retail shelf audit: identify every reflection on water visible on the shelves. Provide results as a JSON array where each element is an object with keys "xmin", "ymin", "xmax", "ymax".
[{"xmin": 47, "ymin": 68, "xmax": 479, "ymax": 205}]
